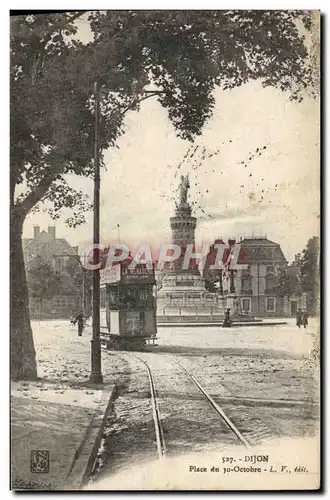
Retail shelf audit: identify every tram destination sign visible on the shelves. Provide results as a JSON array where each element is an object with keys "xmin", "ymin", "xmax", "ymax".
[{"xmin": 122, "ymin": 264, "xmax": 155, "ymax": 282}]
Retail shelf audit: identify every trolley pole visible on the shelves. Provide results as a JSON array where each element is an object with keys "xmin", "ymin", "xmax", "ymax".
[{"xmin": 90, "ymin": 81, "xmax": 103, "ymax": 384}]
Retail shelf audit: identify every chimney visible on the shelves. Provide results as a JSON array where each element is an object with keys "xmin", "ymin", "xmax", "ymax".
[
  {"xmin": 48, "ymin": 226, "xmax": 56, "ymax": 239},
  {"xmin": 33, "ymin": 225, "xmax": 40, "ymax": 238},
  {"xmin": 228, "ymin": 237, "xmax": 236, "ymax": 246}
]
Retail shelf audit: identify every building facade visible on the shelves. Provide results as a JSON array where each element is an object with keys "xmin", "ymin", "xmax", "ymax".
[
  {"xmin": 204, "ymin": 236, "xmax": 293, "ymax": 318},
  {"xmin": 236, "ymin": 237, "xmax": 287, "ymax": 317},
  {"xmin": 23, "ymin": 226, "xmax": 82, "ymax": 319}
]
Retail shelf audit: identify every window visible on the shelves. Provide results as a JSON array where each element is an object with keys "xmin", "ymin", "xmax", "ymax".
[
  {"xmin": 269, "ymin": 248, "xmax": 275, "ymax": 259},
  {"xmin": 266, "ymin": 266, "xmax": 275, "ymax": 274},
  {"xmin": 139, "ymin": 290, "xmax": 149, "ymax": 304},
  {"xmin": 109, "ymin": 288, "xmax": 118, "ymax": 308},
  {"xmin": 55, "ymin": 257, "xmax": 65, "ymax": 273},
  {"xmin": 266, "ymin": 275, "xmax": 276, "ymax": 291},
  {"xmin": 241, "ymin": 276, "xmax": 251, "ymax": 292},
  {"xmin": 241, "ymin": 298, "xmax": 251, "ymax": 312},
  {"xmin": 266, "ymin": 297, "xmax": 276, "ymax": 312}
]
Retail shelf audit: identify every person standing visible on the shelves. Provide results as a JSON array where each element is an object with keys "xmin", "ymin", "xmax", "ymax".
[
  {"xmin": 74, "ymin": 311, "xmax": 84, "ymax": 337},
  {"xmin": 223, "ymin": 308, "xmax": 232, "ymax": 328},
  {"xmin": 296, "ymin": 309, "xmax": 302, "ymax": 328},
  {"xmin": 302, "ymin": 310, "xmax": 309, "ymax": 329}
]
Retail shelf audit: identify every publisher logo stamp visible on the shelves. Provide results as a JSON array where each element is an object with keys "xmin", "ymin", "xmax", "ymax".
[{"xmin": 30, "ymin": 450, "xmax": 49, "ymax": 473}]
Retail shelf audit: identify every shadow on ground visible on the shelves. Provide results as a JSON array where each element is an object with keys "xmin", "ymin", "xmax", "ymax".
[{"xmin": 142, "ymin": 345, "xmax": 306, "ymax": 359}]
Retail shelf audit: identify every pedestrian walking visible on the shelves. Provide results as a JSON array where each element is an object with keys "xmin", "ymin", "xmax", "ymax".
[
  {"xmin": 73, "ymin": 311, "xmax": 84, "ymax": 337},
  {"xmin": 296, "ymin": 309, "xmax": 302, "ymax": 328},
  {"xmin": 302, "ymin": 310, "xmax": 308, "ymax": 329}
]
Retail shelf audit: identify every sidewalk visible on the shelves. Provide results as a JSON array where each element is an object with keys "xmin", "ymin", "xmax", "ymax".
[
  {"xmin": 11, "ymin": 321, "xmax": 118, "ymax": 491},
  {"xmin": 11, "ymin": 382, "xmax": 115, "ymax": 490}
]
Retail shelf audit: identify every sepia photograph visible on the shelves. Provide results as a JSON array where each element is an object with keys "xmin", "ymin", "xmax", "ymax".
[{"xmin": 10, "ymin": 9, "xmax": 320, "ymax": 491}]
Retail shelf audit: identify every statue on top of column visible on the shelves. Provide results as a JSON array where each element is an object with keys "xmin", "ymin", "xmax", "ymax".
[{"xmin": 179, "ymin": 174, "xmax": 190, "ymax": 206}]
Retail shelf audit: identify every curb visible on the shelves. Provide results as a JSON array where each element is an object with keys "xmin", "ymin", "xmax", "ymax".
[
  {"xmin": 157, "ymin": 321, "xmax": 287, "ymax": 327},
  {"xmin": 66, "ymin": 385, "xmax": 117, "ymax": 490}
]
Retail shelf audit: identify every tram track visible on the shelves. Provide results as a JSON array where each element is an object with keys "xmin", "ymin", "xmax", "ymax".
[
  {"xmin": 99, "ymin": 349, "xmax": 311, "ymax": 461},
  {"xmin": 129, "ymin": 353, "xmax": 252, "ymax": 457},
  {"xmin": 91, "ymin": 347, "xmax": 315, "ymax": 485},
  {"xmin": 175, "ymin": 361, "xmax": 251, "ymax": 448},
  {"xmin": 134, "ymin": 355, "xmax": 167, "ymax": 460}
]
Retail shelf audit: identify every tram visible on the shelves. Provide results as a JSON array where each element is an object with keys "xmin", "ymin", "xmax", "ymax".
[{"xmin": 100, "ymin": 260, "xmax": 158, "ymax": 350}]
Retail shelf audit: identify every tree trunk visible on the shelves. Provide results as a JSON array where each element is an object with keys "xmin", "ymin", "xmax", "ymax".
[
  {"xmin": 10, "ymin": 208, "xmax": 37, "ymax": 380},
  {"xmin": 39, "ymin": 298, "xmax": 42, "ymax": 322}
]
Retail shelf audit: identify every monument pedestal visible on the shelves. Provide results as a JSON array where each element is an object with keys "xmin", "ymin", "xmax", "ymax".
[{"xmin": 156, "ymin": 272, "xmax": 225, "ymax": 319}]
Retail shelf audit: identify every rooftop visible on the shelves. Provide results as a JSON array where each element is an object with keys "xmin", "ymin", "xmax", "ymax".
[
  {"xmin": 240, "ymin": 237, "xmax": 280, "ymax": 246},
  {"xmin": 23, "ymin": 227, "xmax": 78, "ymax": 266}
]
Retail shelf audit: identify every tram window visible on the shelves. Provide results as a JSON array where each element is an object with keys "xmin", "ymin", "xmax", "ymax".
[
  {"xmin": 109, "ymin": 289, "xmax": 118, "ymax": 307},
  {"xmin": 123, "ymin": 288, "xmax": 136, "ymax": 309},
  {"xmin": 126, "ymin": 288, "xmax": 136, "ymax": 300},
  {"xmin": 139, "ymin": 290, "xmax": 149, "ymax": 302}
]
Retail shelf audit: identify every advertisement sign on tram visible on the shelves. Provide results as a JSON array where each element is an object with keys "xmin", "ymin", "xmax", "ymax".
[{"xmin": 100, "ymin": 262, "xmax": 155, "ymax": 284}]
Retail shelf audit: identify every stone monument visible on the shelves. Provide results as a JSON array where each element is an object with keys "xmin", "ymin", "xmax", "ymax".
[{"xmin": 156, "ymin": 175, "xmax": 224, "ymax": 323}]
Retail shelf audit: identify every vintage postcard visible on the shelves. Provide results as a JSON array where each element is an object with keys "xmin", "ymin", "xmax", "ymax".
[{"xmin": 10, "ymin": 10, "xmax": 320, "ymax": 491}]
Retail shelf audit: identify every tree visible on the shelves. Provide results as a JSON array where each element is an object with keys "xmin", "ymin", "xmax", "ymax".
[
  {"xmin": 64, "ymin": 258, "xmax": 93, "ymax": 315},
  {"xmin": 299, "ymin": 236, "xmax": 320, "ymax": 315},
  {"xmin": 27, "ymin": 261, "xmax": 61, "ymax": 320},
  {"xmin": 275, "ymin": 266, "xmax": 298, "ymax": 298},
  {"xmin": 205, "ymin": 277, "xmax": 218, "ymax": 294},
  {"xmin": 275, "ymin": 237, "xmax": 320, "ymax": 315},
  {"xmin": 274, "ymin": 265, "xmax": 301, "ymax": 315},
  {"xmin": 11, "ymin": 11, "xmax": 317, "ymax": 379}
]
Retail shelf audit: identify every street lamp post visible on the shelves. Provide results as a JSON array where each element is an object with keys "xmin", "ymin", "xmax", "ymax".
[
  {"xmin": 90, "ymin": 81, "xmax": 103, "ymax": 384},
  {"xmin": 88, "ymin": 84, "xmax": 167, "ymax": 385}
]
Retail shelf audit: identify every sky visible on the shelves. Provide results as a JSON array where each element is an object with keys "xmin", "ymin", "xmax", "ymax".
[{"xmin": 22, "ymin": 15, "xmax": 320, "ymax": 264}]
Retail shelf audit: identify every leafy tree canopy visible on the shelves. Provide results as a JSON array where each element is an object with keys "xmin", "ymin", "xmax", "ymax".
[
  {"xmin": 27, "ymin": 261, "xmax": 61, "ymax": 300},
  {"xmin": 11, "ymin": 10, "xmax": 316, "ymax": 226},
  {"xmin": 275, "ymin": 236, "xmax": 319, "ymax": 314},
  {"xmin": 10, "ymin": 11, "xmax": 319, "ymax": 380},
  {"xmin": 296, "ymin": 236, "xmax": 320, "ymax": 314}
]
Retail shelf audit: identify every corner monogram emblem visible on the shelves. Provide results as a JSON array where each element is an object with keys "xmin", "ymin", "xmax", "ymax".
[{"xmin": 30, "ymin": 450, "xmax": 49, "ymax": 473}]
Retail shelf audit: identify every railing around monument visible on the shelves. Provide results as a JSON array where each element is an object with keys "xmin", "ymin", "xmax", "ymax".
[{"xmin": 162, "ymin": 305, "xmax": 224, "ymax": 317}]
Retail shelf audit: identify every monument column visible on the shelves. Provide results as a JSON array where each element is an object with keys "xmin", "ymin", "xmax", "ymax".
[
  {"xmin": 156, "ymin": 174, "xmax": 213, "ymax": 320},
  {"xmin": 169, "ymin": 174, "xmax": 199, "ymax": 275}
]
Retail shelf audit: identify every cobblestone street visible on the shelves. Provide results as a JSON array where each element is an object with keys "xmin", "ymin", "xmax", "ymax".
[
  {"xmin": 8, "ymin": 313, "xmax": 320, "ymax": 492},
  {"xmin": 11, "ymin": 318, "xmax": 319, "ymax": 490},
  {"xmin": 12, "ymin": 320, "xmax": 319, "ymax": 488},
  {"xmin": 91, "ymin": 318, "xmax": 319, "ymax": 488}
]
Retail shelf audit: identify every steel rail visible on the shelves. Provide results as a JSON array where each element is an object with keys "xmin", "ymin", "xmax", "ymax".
[
  {"xmin": 176, "ymin": 362, "xmax": 251, "ymax": 449},
  {"xmin": 106, "ymin": 350, "xmax": 251, "ymax": 455},
  {"xmin": 134, "ymin": 356, "xmax": 166, "ymax": 460}
]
